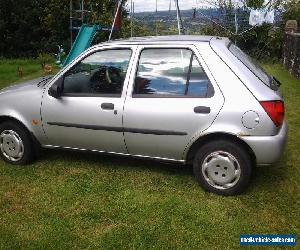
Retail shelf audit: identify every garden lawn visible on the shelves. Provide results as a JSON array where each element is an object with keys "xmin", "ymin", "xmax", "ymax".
[
  {"xmin": 0, "ymin": 60, "xmax": 299, "ymax": 249},
  {"xmin": 0, "ymin": 58, "xmax": 57, "ymax": 89}
]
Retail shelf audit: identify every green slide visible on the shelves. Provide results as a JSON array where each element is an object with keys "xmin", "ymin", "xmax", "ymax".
[{"xmin": 63, "ymin": 24, "xmax": 99, "ymax": 67}]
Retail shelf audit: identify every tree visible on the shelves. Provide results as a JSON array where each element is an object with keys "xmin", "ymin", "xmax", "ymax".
[
  {"xmin": 0, "ymin": 0, "xmax": 128, "ymax": 58},
  {"xmin": 199, "ymin": 0, "xmax": 299, "ymax": 60},
  {"xmin": 282, "ymin": 0, "xmax": 300, "ymax": 24},
  {"xmin": 0, "ymin": 0, "xmax": 48, "ymax": 57}
]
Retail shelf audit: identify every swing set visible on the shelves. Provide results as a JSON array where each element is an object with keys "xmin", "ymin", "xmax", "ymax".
[
  {"xmin": 62, "ymin": 0, "xmax": 273, "ymax": 67},
  {"xmin": 62, "ymin": 0, "xmax": 123, "ymax": 67}
]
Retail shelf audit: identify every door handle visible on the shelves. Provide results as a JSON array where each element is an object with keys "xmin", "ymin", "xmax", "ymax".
[
  {"xmin": 101, "ymin": 103, "xmax": 114, "ymax": 110},
  {"xmin": 194, "ymin": 106, "xmax": 211, "ymax": 114}
]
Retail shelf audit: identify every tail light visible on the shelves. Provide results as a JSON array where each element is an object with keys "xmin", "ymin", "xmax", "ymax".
[{"xmin": 260, "ymin": 101, "xmax": 284, "ymax": 127}]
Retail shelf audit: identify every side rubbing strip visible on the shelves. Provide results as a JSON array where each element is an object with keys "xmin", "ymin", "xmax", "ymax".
[
  {"xmin": 47, "ymin": 122, "xmax": 123, "ymax": 132},
  {"xmin": 47, "ymin": 122, "xmax": 187, "ymax": 136},
  {"xmin": 124, "ymin": 128, "xmax": 187, "ymax": 136}
]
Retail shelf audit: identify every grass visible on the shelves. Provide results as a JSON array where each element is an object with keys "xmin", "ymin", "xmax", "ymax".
[
  {"xmin": 0, "ymin": 58, "xmax": 58, "ymax": 89},
  {"xmin": 0, "ymin": 59, "xmax": 299, "ymax": 249}
]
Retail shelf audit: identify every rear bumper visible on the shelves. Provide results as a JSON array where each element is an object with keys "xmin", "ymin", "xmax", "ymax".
[{"xmin": 241, "ymin": 121, "xmax": 288, "ymax": 165}]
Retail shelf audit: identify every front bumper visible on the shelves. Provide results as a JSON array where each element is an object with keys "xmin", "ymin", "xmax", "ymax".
[{"xmin": 241, "ymin": 121, "xmax": 288, "ymax": 165}]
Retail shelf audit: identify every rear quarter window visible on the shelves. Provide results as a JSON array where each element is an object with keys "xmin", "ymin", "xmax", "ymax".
[{"xmin": 228, "ymin": 43, "xmax": 279, "ymax": 90}]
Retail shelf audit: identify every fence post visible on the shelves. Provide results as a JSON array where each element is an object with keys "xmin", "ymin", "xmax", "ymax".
[{"xmin": 283, "ymin": 20, "xmax": 300, "ymax": 80}]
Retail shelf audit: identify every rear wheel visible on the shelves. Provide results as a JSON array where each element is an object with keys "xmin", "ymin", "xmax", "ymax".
[
  {"xmin": 193, "ymin": 140, "xmax": 252, "ymax": 195},
  {"xmin": 0, "ymin": 121, "xmax": 35, "ymax": 165}
]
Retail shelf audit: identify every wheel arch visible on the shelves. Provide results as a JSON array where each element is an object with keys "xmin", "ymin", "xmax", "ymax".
[
  {"xmin": 0, "ymin": 115, "xmax": 31, "ymax": 131},
  {"xmin": 0, "ymin": 115, "xmax": 41, "ymax": 151},
  {"xmin": 185, "ymin": 132, "xmax": 256, "ymax": 166}
]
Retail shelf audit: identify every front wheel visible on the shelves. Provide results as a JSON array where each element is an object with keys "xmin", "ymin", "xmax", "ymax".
[
  {"xmin": 193, "ymin": 140, "xmax": 252, "ymax": 196},
  {"xmin": 0, "ymin": 121, "xmax": 35, "ymax": 165}
]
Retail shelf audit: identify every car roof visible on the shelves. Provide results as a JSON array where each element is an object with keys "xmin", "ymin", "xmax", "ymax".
[{"xmin": 100, "ymin": 35, "xmax": 229, "ymax": 46}]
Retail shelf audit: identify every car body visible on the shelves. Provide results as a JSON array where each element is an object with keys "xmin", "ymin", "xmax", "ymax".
[{"xmin": 0, "ymin": 36, "xmax": 287, "ymax": 195}]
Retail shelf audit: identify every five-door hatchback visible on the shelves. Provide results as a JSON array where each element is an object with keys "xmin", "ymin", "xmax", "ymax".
[{"xmin": 0, "ymin": 36, "xmax": 287, "ymax": 195}]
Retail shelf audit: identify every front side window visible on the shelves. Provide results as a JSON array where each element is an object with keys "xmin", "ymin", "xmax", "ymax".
[
  {"xmin": 133, "ymin": 48, "xmax": 213, "ymax": 97},
  {"xmin": 63, "ymin": 49, "xmax": 132, "ymax": 96}
]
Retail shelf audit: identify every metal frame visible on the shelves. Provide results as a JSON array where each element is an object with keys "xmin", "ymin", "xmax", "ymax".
[{"xmin": 69, "ymin": 0, "xmax": 92, "ymax": 47}]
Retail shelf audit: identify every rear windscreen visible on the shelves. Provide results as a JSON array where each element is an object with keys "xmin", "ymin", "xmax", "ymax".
[{"xmin": 228, "ymin": 43, "xmax": 278, "ymax": 90}]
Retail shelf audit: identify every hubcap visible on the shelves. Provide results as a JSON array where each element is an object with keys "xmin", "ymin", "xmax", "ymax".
[
  {"xmin": 202, "ymin": 151, "xmax": 241, "ymax": 190},
  {"xmin": 0, "ymin": 130, "xmax": 24, "ymax": 162}
]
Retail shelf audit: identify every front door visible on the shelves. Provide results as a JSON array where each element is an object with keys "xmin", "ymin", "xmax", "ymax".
[
  {"xmin": 41, "ymin": 48, "xmax": 133, "ymax": 153},
  {"xmin": 123, "ymin": 45, "xmax": 224, "ymax": 161}
]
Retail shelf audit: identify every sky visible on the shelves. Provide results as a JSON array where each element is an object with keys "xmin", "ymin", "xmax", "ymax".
[
  {"xmin": 125, "ymin": 0, "xmax": 216, "ymax": 13},
  {"xmin": 124, "ymin": 0, "xmax": 274, "ymax": 13}
]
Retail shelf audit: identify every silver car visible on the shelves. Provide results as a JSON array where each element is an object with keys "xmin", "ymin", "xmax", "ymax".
[{"xmin": 0, "ymin": 36, "xmax": 287, "ymax": 195}]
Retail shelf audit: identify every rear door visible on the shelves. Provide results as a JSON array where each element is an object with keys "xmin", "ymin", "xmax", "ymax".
[{"xmin": 123, "ymin": 44, "xmax": 224, "ymax": 161}]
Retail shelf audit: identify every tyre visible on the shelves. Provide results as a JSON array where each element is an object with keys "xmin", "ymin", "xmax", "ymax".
[
  {"xmin": 193, "ymin": 140, "xmax": 252, "ymax": 196},
  {"xmin": 0, "ymin": 121, "xmax": 35, "ymax": 165}
]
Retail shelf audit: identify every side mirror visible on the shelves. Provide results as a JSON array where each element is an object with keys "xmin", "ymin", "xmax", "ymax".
[{"xmin": 48, "ymin": 76, "xmax": 63, "ymax": 98}]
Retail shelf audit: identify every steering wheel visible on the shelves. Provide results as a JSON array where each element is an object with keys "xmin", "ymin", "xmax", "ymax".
[
  {"xmin": 89, "ymin": 66, "xmax": 122, "ymax": 93},
  {"xmin": 89, "ymin": 67, "xmax": 105, "ymax": 92},
  {"xmin": 105, "ymin": 66, "xmax": 122, "ymax": 85},
  {"xmin": 106, "ymin": 67, "xmax": 113, "ymax": 84}
]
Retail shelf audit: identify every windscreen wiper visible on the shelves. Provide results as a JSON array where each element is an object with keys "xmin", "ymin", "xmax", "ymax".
[
  {"xmin": 272, "ymin": 76, "xmax": 282, "ymax": 87},
  {"xmin": 37, "ymin": 75, "xmax": 53, "ymax": 87}
]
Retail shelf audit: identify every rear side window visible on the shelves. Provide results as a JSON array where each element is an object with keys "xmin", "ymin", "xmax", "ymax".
[
  {"xmin": 228, "ymin": 43, "xmax": 278, "ymax": 90},
  {"xmin": 133, "ymin": 48, "xmax": 214, "ymax": 97}
]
